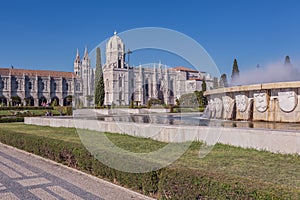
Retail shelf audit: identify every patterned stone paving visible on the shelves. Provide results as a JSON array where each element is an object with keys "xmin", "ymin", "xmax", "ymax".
[{"xmin": 0, "ymin": 143, "xmax": 155, "ymax": 200}]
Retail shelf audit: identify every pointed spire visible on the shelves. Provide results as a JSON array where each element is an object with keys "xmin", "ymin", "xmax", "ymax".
[
  {"xmin": 84, "ymin": 46, "xmax": 89, "ymax": 59},
  {"xmin": 76, "ymin": 48, "xmax": 79, "ymax": 57},
  {"xmin": 114, "ymin": 30, "xmax": 117, "ymax": 35},
  {"xmin": 74, "ymin": 48, "xmax": 80, "ymax": 63}
]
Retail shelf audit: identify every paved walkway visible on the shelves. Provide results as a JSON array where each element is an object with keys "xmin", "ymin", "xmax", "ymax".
[{"xmin": 0, "ymin": 143, "xmax": 155, "ymax": 200}]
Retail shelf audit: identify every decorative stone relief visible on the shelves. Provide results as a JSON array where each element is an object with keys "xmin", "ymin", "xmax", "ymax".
[
  {"xmin": 254, "ymin": 92, "xmax": 268, "ymax": 112},
  {"xmin": 187, "ymin": 82, "xmax": 195, "ymax": 90},
  {"xmin": 208, "ymin": 99, "xmax": 215, "ymax": 112},
  {"xmin": 222, "ymin": 96, "xmax": 234, "ymax": 117},
  {"xmin": 214, "ymin": 98, "xmax": 223, "ymax": 118},
  {"xmin": 235, "ymin": 94, "xmax": 248, "ymax": 112},
  {"xmin": 278, "ymin": 91, "xmax": 298, "ymax": 112}
]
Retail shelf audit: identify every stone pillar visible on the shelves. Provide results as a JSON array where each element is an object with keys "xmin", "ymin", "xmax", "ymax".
[
  {"xmin": 8, "ymin": 72, "xmax": 11, "ymax": 104},
  {"xmin": 164, "ymin": 68, "xmax": 169, "ymax": 105},
  {"xmin": 34, "ymin": 98, "xmax": 39, "ymax": 107},
  {"xmin": 59, "ymin": 98, "xmax": 64, "ymax": 106},
  {"xmin": 61, "ymin": 77, "xmax": 64, "ymax": 93},
  {"xmin": 47, "ymin": 98, "xmax": 51, "ymax": 106},
  {"xmin": 153, "ymin": 65, "xmax": 157, "ymax": 99}
]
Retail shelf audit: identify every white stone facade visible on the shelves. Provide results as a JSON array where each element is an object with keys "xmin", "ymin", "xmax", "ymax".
[
  {"xmin": 0, "ymin": 32, "xmax": 213, "ymax": 108},
  {"xmin": 0, "ymin": 68, "xmax": 75, "ymax": 107},
  {"xmin": 73, "ymin": 47, "xmax": 95, "ymax": 107},
  {"xmin": 102, "ymin": 32, "xmax": 213, "ymax": 106}
]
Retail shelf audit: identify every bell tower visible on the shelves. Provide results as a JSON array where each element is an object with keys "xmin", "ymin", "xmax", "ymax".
[{"xmin": 74, "ymin": 49, "xmax": 81, "ymax": 76}]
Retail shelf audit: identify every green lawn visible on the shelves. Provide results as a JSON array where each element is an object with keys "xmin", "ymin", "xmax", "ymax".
[
  {"xmin": 0, "ymin": 110, "xmax": 13, "ymax": 116},
  {"xmin": 1, "ymin": 123, "xmax": 299, "ymax": 189},
  {"xmin": 0, "ymin": 123, "xmax": 299, "ymax": 198}
]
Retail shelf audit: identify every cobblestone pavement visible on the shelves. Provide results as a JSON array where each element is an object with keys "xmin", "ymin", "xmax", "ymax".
[{"xmin": 0, "ymin": 143, "xmax": 155, "ymax": 200}]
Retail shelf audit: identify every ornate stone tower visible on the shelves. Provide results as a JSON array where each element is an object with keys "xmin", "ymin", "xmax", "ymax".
[
  {"xmin": 74, "ymin": 49, "xmax": 81, "ymax": 76},
  {"xmin": 73, "ymin": 47, "xmax": 95, "ymax": 107},
  {"xmin": 105, "ymin": 31, "xmax": 125, "ymax": 68}
]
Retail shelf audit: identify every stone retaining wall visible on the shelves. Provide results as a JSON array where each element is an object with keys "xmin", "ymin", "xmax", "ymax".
[{"xmin": 25, "ymin": 117, "xmax": 300, "ymax": 155}]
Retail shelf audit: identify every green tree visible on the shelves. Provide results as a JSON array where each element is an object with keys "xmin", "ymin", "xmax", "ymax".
[
  {"xmin": 284, "ymin": 55, "xmax": 291, "ymax": 65},
  {"xmin": 201, "ymin": 77, "xmax": 207, "ymax": 92},
  {"xmin": 231, "ymin": 58, "xmax": 240, "ymax": 84},
  {"xmin": 94, "ymin": 47, "xmax": 105, "ymax": 106},
  {"xmin": 220, "ymin": 73, "xmax": 228, "ymax": 87},
  {"xmin": 194, "ymin": 90, "xmax": 203, "ymax": 107},
  {"xmin": 201, "ymin": 78, "xmax": 208, "ymax": 106}
]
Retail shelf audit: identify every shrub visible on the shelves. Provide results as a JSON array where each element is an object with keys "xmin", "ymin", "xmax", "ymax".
[
  {"xmin": 53, "ymin": 106, "xmax": 73, "ymax": 115},
  {"xmin": 0, "ymin": 106, "xmax": 53, "ymax": 111},
  {"xmin": 0, "ymin": 117, "xmax": 24, "ymax": 123},
  {"xmin": 158, "ymin": 168, "xmax": 297, "ymax": 200},
  {"xmin": 129, "ymin": 101, "xmax": 134, "ymax": 109}
]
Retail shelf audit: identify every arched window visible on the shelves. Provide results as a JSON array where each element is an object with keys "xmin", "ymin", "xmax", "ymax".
[
  {"xmin": 0, "ymin": 80, "xmax": 4, "ymax": 90},
  {"xmin": 15, "ymin": 80, "xmax": 19, "ymax": 90},
  {"xmin": 131, "ymin": 78, "xmax": 134, "ymax": 88},
  {"xmin": 145, "ymin": 79, "xmax": 149, "ymax": 97},
  {"xmin": 119, "ymin": 77, "xmax": 122, "ymax": 87},
  {"xmin": 119, "ymin": 91, "xmax": 122, "ymax": 101},
  {"xmin": 28, "ymin": 82, "xmax": 32, "ymax": 90},
  {"xmin": 76, "ymin": 83, "xmax": 81, "ymax": 91},
  {"xmin": 170, "ymin": 79, "xmax": 174, "ymax": 92}
]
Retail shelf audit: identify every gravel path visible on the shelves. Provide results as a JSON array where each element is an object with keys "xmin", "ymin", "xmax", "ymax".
[{"xmin": 0, "ymin": 142, "xmax": 155, "ymax": 200}]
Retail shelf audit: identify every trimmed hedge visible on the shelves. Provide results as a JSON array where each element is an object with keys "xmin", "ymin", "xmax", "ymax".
[
  {"xmin": 0, "ymin": 128, "xmax": 299, "ymax": 199},
  {"xmin": 0, "ymin": 129, "xmax": 159, "ymax": 196},
  {"xmin": 158, "ymin": 168, "xmax": 298, "ymax": 199},
  {"xmin": 0, "ymin": 106, "xmax": 53, "ymax": 110},
  {"xmin": 0, "ymin": 117, "xmax": 24, "ymax": 123},
  {"xmin": 53, "ymin": 106, "xmax": 73, "ymax": 115}
]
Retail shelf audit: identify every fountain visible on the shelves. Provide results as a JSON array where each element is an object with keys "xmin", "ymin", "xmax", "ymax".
[{"xmin": 204, "ymin": 81, "xmax": 300, "ymax": 122}]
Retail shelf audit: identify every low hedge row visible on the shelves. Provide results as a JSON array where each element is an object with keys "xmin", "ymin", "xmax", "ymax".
[
  {"xmin": 0, "ymin": 130, "xmax": 159, "ymax": 196},
  {"xmin": 0, "ymin": 106, "xmax": 53, "ymax": 110},
  {"xmin": 158, "ymin": 168, "xmax": 298, "ymax": 199},
  {"xmin": 0, "ymin": 128, "xmax": 298, "ymax": 199},
  {"xmin": 0, "ymin": 117, "xmax": 24, "ymax": 123},
  {"xmin": 53, "ymin": 106, "xmax": 73, "ymax": 115}
]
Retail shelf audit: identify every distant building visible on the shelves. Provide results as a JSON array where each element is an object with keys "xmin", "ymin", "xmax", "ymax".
[
  {"xmin": 0, "ymin": 68, "xmax": 76, "ymax": 106},
  {"xmin": 0, "ymin": 32, "xmax": 214, "ymax": 107},
  {"xmin": 101, "ymin": 32, "xmax": 213, "ymax": 106}
]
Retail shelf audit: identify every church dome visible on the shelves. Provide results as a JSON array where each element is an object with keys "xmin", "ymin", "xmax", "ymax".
[
  {"xmin": 105, "ymin": 31, "xmax": 125, "ymax": 68},
  {"xmin": 106, "ymin": 31, "xmax": 124, "ymax": 52}
]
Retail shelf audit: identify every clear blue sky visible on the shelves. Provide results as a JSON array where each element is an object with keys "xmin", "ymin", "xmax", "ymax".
[{"xmin": 0, "ymin": 0, "xmax": 300, "ymax": 77}]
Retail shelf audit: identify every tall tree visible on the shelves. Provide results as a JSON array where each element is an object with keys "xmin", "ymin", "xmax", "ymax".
[
  {"xmin": 284, "ymin": 55, "xmax": 294, "ymax": 70},
  {"xmin": 201, "ymin": 77, "xmax": 207, "ymax": 106},
  {"xmin": 220, "ymin": 73, "xmax": 228, "ymax": 87},
  {"xmin": 94, "ymin": 47, "xmax": 105, "ymax": 106},
  {"xmin": 231, "ymin": 58, "xmax": 240, "ymax": 84},
  {"xmin": 284, "ymin": 55, "xmax": 291, "ymax": 66},
  {"xmin": 201, "ymin": 77, "xmax": 207, "ymax": 92}
]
